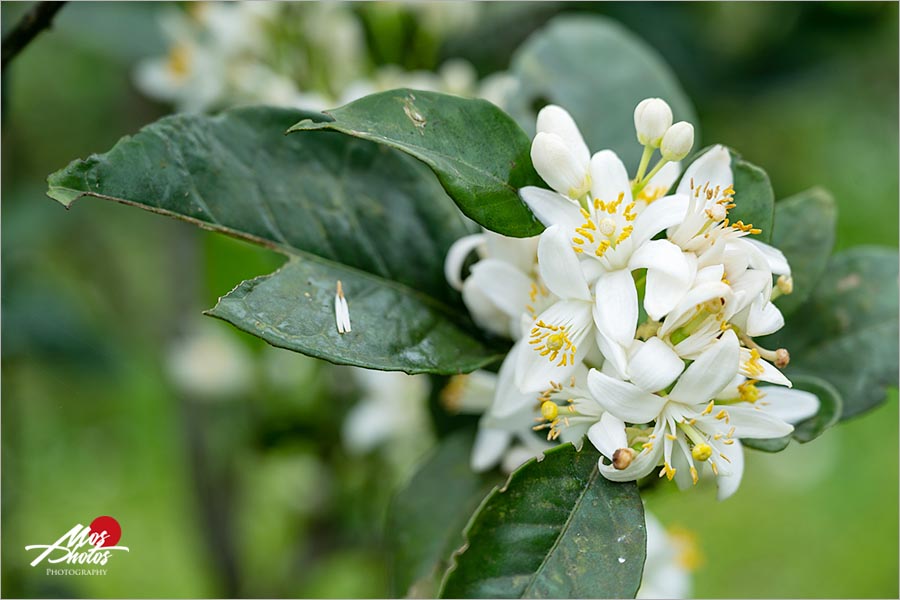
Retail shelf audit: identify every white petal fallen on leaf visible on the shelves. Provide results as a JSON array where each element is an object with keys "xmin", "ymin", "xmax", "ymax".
[{"xmin": 335, "ymin": 280, "xmax": 351, "ymax": 334}]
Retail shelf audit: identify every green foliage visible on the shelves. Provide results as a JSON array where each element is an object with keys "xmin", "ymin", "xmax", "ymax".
[
  {"xmin": 730, "ymin": 156, "xmax": 775, "ymax": 244},
  {"xmin": 388, "ymin": 429, "xmax": 503, "ymax": 598},
  {"xmin": 775, "ymin": 247, "xmax": 899, "ymax": 420},
  {"xmin": 46, "ymin": 106, "xmax": 500, "ymax": 373},
  {"xmin": 440, "ymin": 444, "xmax": 646, "ymax": 599},
  {"xmin": 288, "ymin": 89, "xmax": 544, "ymax": 237},
  {"xmin": 502, "ymin": 16, "xmax": 696, "ymax": 171},
  {"xmin": 771, "ymin": 188, "xmax": 837, "ymax": 316}
]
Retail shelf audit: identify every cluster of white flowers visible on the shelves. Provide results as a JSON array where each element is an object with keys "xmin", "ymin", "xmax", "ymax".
[
  {"xmin": 446, "ymin": 99, "xmax": 819, "ymax": 499},
  {"xmin": 134, "ymin": 1, "xmax": 512, "ymax": 114}
]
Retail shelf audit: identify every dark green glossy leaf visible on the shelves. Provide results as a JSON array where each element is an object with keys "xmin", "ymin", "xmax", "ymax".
[
  {"xmin": 288, "ymin": 89, "xmax": 544, "ymax": 238},
  {"xmin": 730, "ymin": 155, "xmax": 775, "ymax": 244},
  {"xmin": 440, "ymin": 444, "xmax": 646, "ymax": 599},
  {"xmin": 503, "ymin": 15, "xmax": 696, "ymax": 171},
  {"xmin": 742, "ymin": 374, "xmax": 843, "ymax": 452},
  {"xmin": 47, "ymin": 106, "xmax": 500, "ymax": 373},
  {"xmin": 771, "ymin": 188, "xmax": 837, "ymax": 317},
  {"xmin": 769, "ymin": 247, "xmax": 898, "ymax": 419},
  {"xmin": 388, "ymin": 429, "xmax": 503, "ymax": 598}
]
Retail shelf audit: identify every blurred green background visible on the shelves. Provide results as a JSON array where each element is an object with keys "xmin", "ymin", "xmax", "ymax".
[{"xmin": 2, "ymin": 2, "xmax": 897, "ymax": 598}]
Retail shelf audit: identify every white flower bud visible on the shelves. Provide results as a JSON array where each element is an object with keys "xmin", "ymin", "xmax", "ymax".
[
  {"xmin": 536, "ymin": 105, "xmax": 591, "ymax": 167},
  {"xmin": 531, "ymin": 132, "xmax": 591, "ymax": 198},
  {"xmin": 660, "ymin": 122, "xmax": 695, "ymax": 161},
  {"xmin": 634, "ymin": 98, "xmax": 673, "ymax": 147}
]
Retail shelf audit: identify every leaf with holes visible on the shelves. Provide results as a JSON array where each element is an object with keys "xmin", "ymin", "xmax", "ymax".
[
  {"xmin": 440, "ymin": 444, "xmax": 646, "ymax": 599},
  {"xmin": 47, "ymin": 106, "xmax": 502, "ymax": 374},
  {"xmin": 288, "ymin": 89, "xmax": 544, "ymax": 238}
]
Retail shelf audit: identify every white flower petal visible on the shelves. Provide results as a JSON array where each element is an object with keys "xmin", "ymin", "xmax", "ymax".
[
  {"xmin": 587, "ymin": 412, "xmax": 628, "ymax": 459},
  {"xmin": 715, "ymin": 439, "xmax": 744, "ymax": 501},
  {"xmin": 488, "ymin": 342, "xmax": 533, "ymax": 418},
  {"xmin": 746, "ymin": 297, "xmax": 784, "ymax": 337},
  {"xmin": 462, "ymin": 281, "xmax": 512, "ymax": 338},
  {"xmin": 531, "ymin": 132, "xmax": 589, "ymax": 198},
  {"xmin": 740, "ymin": 348, "xmax": 792, "ymax": 387},
  {"xmin": 482, "ymin": 230, "xmax": 539, "ymax": 274},
  {"xmin": 629, "ymin": 240, "xmax": 693, "ymax": 320},
  {"xmin": 598, "ymin": 421, "xmax": 666, "ymax": 482},
  {"xmin": 658, "ymin": 281, "xmax": 731, "ymax": 337},
  {"xmin": 631, "ymin": 194, "xmax": 689, "ymax": 246},
  {"xmin": 519, "ymin": 186, "xmax": 585, "ymax": 232},
  {"xmin": 467, "ymin": 259, "xmax": 534, "ymax": 322},
  {"xmin": 444, "ymin": 233, "xmax": 484, "ymax": 291},
  {"xmin": 725, "ymin": 405, "xmax": 794, "ymax": 438},
  {"xmin": 746, "ymin": 239, "xmax": 791, "ymax": 276},
  {"xmin": 596, "ymin": 330, "xmax": 628, "ymax": 379},
  {"xmin": 729, "ymin": 269, "xmax": 771, "ymax": 315},
  {"xmin": 644, "ymin": 161, "xmax": 681, "ymax": 197},
  {"xmin": 676, "ymin": 145, "xmax": 733, "ymax": 199},
  {"xmin": 516, "ymin": 300, "xmax": 594, "ymax": 392},
  {"xmin": 589, "ymin": 150, "xmax": 632, "ymax": 205},
  {"xmin": 536, "ymin": 105, "xmax": 590, "ymax": 167},
  {"xmin": 670, "ymin": 329, "xmax": 740, "ymax": 405},
  {"xmin": 587, "ymin": 369, "xmax": 667, "ymax": 424},
  {"xmin": 628, "ymin": 337, "xmax": 685, "ymax": 393},
  {"xmin": 471, "ymin": 425, "xmax": 512, "ymax": 472},
  {"xmin": 758, "ymin": 386, "xmax": 819, "ymax": 424},
  {"xmin": 538, "ymin": 226, "xmax": 591, "ymax": 301},
  {"xmin": 594, "ymin": 269, "xmax": 638, "ymax": 346}
]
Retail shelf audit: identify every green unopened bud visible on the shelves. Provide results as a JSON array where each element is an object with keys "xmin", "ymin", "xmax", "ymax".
[{"xmin": 660, "ymin": 122, "xmax": 695, "ymax": 161}]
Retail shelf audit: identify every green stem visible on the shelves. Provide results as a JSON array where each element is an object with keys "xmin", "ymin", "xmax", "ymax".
[
  {"xmin": 633, "ymin": 145, "xmax": 655, "ymax": 185},
  {"xmin": 633, "ymin": 158, "xmax": 670, "ymax": 196}
]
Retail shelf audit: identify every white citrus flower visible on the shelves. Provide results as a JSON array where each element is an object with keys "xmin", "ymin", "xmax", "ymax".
[
  {"xmin": 445, "ymin": 230, "xmax": 546, "ymax": 340},
  {"xmin": 584, "ymin": 330, "xmax": 804, "ymax": 499},
  {"xmin": 342, "ymin": 369, "xmax": 431, "ymax": 454},
  {"xmin": 442, "ymin": 356, "xmax": 551, "ymax": 473}
]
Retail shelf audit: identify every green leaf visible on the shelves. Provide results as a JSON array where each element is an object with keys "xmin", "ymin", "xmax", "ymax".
[
  {"xmin": 47, "ymin": 106, "xmax": 501, "ymax": 374},
  {"xmin": 771, "ymin": 188, "xmax": 837, "ymax": 317},
  {"xmin": 288, "ymin": 89, "xmax": 544, "ymax": 238},
  {"xmin": 741, "ymin": 374, "xmax": 843, "ymax": 453},
  {"xmin": 730, "ymin": 155, "xmax": 775, "ymax": 244},
  {"xmin": 770, "ymin": 247, "xmax": 899, "ymax": 419},
  {"xmin": 388, "ymin": 429, "xmax": 503, "ymax": 598},
  {"xmin": 503, "ymin": 15, "xmax": 696, "ymax": 171},
  {"xmin": 439, "ymin": 444, "xmax": 646, "ymax": 599}
]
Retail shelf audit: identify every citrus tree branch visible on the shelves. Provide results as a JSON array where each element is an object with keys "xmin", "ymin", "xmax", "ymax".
[{"xmin": 2, "ymin": 1, "xmax": 67, "ymax": 71}]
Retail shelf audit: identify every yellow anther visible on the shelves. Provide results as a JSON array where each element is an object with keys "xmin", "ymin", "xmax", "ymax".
[
  {"xmin": 738, "ymin": 379, "xmax": 763, "ymax": 403},
  {"xmin": 714, "ymin": 409, "xmax": 729, "ymax": 423},
  {"xmin": 665, "ymin": 433, "xmax": 677, "ymax": 441},
  {"xmin": 691, "ymin": 443, "xmax": 713, "ymax": 462},
  {"xmin": 744, "ymin": 348, "xmax": 765, "ymax": 376},
  {"xmin": 661, "ymin": 463, "xmax": 677, "ymax": 481},
  {"xmin": 541, "ymin": 400, "xmax": 559, "ymax": 421},
  {"xmin": 690, "ymin": 466, "xmax": 699, "ymax": 485},
  {"xmin": 701, "ymin": 401, "xmax": 715, "ymax": 416}
]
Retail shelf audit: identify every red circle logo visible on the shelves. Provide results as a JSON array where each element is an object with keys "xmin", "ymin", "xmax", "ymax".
[{"xmin": 89, "ymin": 516, "xmax": 122, "ymax": 547}]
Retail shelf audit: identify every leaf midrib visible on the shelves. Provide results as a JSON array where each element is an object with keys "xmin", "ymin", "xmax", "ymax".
[{"xmin": 520, "ymin": 464, "xmax": 601, "ymax": 598}]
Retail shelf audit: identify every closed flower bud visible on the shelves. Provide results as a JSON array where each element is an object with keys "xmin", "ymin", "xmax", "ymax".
[
  {"xmin": 660, "ymin": 122, "xmax": 695, "ymax": 161},
  {"xmin": 531, "ymin": 132, "xmax": 591, "ymax": 198},
  {"xmin": 634, "ymin": 98, "xmax": 673, "ymax": 147}
]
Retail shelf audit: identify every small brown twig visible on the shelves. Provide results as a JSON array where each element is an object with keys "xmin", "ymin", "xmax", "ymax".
[{"xmin": 1, "ymin": 1, "xmax": 67, "ymax": 71}]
